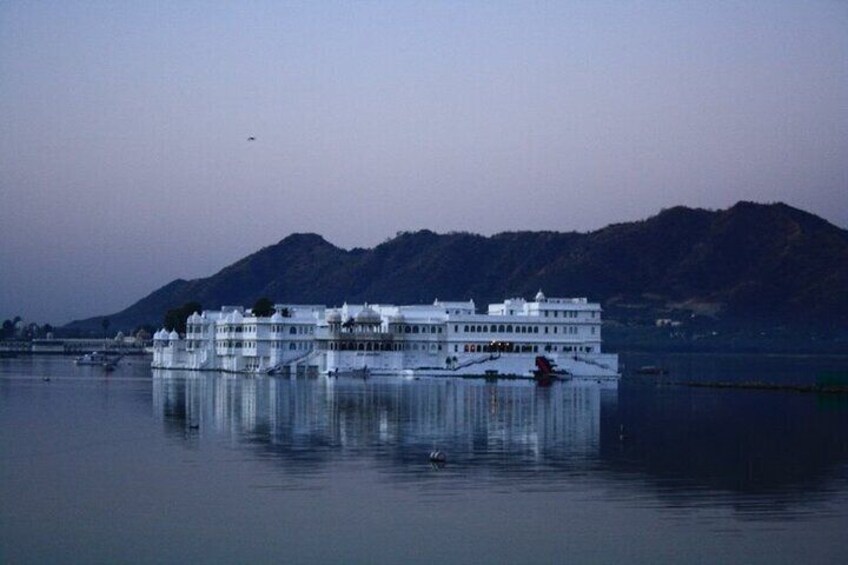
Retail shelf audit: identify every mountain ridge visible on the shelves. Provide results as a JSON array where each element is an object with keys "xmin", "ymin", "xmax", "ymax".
[{"xmin": 64, "ymin": 201, "xmax": 848, "ymax": 333}]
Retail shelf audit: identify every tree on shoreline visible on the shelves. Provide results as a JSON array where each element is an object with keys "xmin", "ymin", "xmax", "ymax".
[{"xmin": 163, "ymin": 302, "xmax": 202, "ymax": 334}]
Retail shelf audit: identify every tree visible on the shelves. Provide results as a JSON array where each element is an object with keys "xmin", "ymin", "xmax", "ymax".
[
  {"xmin": 252, "ymin": 297, "xmax": 275, "ymax": 317},
  {"xmin": 1, "ymin": 319, "xmax": 13, "ymax": 339},
  {"xmin": 101, "ymin": 317, "xmax": 110, "ymax": 338},
  {"xmin": 163, "ymin": 302, "xmax": 202, "ymax": 334}
]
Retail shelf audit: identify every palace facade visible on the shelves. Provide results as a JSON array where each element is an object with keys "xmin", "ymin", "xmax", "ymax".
[{"xmin": 152, "ymin": 291, "xmax": 618, "ymax": 379}]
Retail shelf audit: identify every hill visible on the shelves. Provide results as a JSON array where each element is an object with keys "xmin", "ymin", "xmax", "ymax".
[{"xmin": 64, "ymin": 202, "xmax": 848, "ymax": 337}]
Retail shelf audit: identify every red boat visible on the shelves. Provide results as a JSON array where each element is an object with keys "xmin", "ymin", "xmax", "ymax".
[{"xmin": 534, "ymin": 356, "xmax": 568, "ymax": 386}]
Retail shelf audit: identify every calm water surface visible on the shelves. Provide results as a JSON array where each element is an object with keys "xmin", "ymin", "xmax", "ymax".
[{"xmin": 2, "ymin": 353, "xmax": 848, "ymax": 564}]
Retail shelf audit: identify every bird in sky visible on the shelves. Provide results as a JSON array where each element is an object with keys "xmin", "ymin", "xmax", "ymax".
[{"xmin": 247, "ymin": 136, "xmax": 256, "ymax": 141}]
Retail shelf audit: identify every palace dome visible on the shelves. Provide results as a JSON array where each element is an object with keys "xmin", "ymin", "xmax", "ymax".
[{"xmin": 355, "ymin": 306, "xmax": 381, "ymax": 324}]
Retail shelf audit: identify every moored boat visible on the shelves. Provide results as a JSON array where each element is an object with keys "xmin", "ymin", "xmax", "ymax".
[
  {"xmin": 635, "ymin": 365, "xmax": 668, "ymax": 376},
  {"xmin": 75, "ymin": 352, "xmax": 121, "ymax": 367}
]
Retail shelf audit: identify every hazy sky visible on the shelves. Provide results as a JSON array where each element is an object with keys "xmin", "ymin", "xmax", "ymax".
[{"xmin": 1, "ymin": 1, "xmax": 846, "ymax": 325}]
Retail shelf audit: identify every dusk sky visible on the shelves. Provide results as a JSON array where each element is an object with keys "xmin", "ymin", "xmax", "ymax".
[{"xmin": 1, "ymin": 1, "xmax": 846, "ymax": 325}]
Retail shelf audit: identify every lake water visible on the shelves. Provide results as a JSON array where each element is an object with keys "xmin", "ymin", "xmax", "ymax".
[{"xmin": 2, "ymin": 353, "xmax": 848, "ymax": 564}]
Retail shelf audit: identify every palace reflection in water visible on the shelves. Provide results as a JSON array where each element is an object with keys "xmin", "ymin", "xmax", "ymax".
[
  {"xmin": 152, "ymin": 365, "xmax": 848, "ymax": 516},
  {"xmin": 4, "ymin": 358, "xmax": 848, "ymax": 564},
  {"xmin": 152, "ymin": 370, "xmax": 618, "ymax": 475}
]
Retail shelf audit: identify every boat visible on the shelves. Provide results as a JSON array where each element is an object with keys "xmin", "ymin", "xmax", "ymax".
[
  {"xmin": 533, "ymin": 356, "xmax": 570, "ymax": 386},
  {"xmin": 75, "ymin": 352, "xmax": 121, "ymax": 367},
  {"xmin": 635, "ymin": 365, "xmax": 668, "ymax": 376},
  {"xmin": 429, "ymin": 450, "xmax": 447, "ymax": 463}
]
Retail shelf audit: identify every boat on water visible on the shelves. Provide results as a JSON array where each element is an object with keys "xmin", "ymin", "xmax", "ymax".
[
  {"xmin": 533, "ymin": 355, "xmax": 571, "ymax": 386},
  {"xmin": 75, "ymin": 352, "xmax": 121, "ymax": 368},
  {"xmin": 635, "ymin": 365, "xmax": 668, "ymax": 376}
]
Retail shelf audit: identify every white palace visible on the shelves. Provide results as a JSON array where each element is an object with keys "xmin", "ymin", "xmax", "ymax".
[{"xmin": 152, "ymin": 291, "xmax": 619, "ymax": 380}]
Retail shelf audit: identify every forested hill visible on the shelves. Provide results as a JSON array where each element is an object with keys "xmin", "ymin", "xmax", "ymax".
[{"xmin": 65, "ymin": 201, "xmax": 848, "ymax": 333}]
